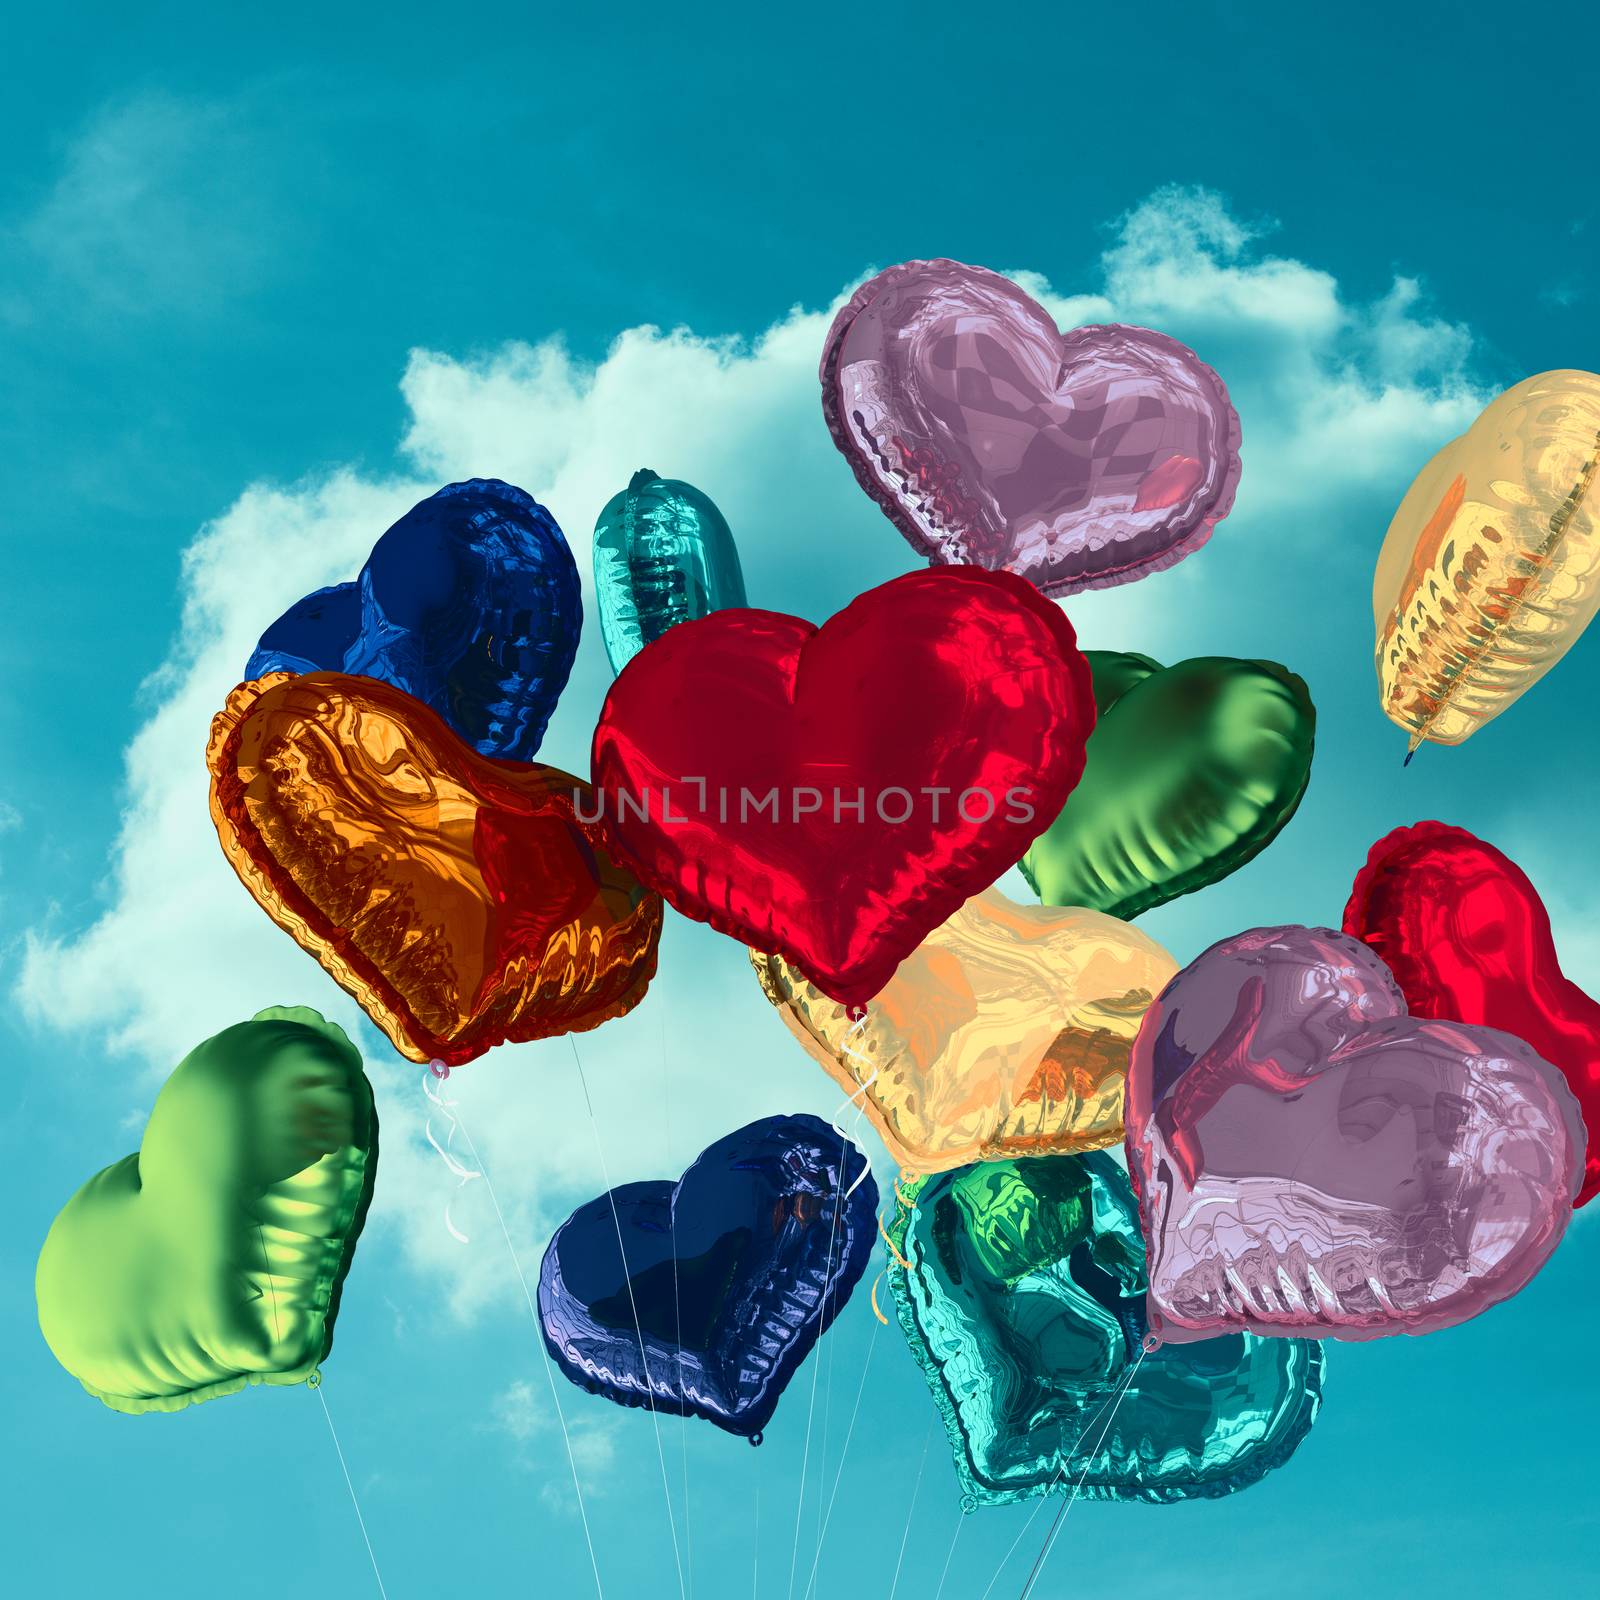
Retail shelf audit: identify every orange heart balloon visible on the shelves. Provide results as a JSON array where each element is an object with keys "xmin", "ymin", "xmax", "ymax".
[
  {"xmin": 209, "ymin": 672, "xmax": 662, "ymax": 1066},
  {"xmin": 752, "ymin": 887, "xmax": 1176, "ymax": 1172}
]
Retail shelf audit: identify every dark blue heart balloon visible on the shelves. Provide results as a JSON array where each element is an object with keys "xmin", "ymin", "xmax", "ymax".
[
  {"xmin": 537, "ymin": 1115, "xmax": 878, "ymax": 1440},
  {"xmin": 245, "ymin": 479, "xmax": 581, "ymax": 762}
]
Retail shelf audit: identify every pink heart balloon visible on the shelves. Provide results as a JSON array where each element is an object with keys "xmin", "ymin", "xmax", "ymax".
[
  {"xmin": 1126, "ymin": 925, "xmax": 1584, "ymax": 1343},
  {"xmin": 820, "ymin": 259, "xmax": 1242, "ymax": 596}
]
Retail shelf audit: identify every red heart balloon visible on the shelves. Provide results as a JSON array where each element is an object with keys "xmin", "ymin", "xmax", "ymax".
[
  {"xmin": 591, "ymin": 567, "xmax": 1095, "ymax": 1007},
  {"xmin": 1343, "ymin": 820, "xmax": 1600, "ymax": 1207}
]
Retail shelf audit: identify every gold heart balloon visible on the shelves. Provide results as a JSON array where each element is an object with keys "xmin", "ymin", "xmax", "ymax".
[
  {"xmin": 1374, "ymin": 369, "xmax": 1600, "ymax": 755},
  {"xmin": 751, "ymin": 887, "xmax": 1177, "ymax": 1172}
]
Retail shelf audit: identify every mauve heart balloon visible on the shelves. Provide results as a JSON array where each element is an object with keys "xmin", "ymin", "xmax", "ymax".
[
  {"xmin": 1126, "ymin": 925, "xmax": 1584, "ymax": 1343},
  {"xmin": 591, "ymin": 567, "xmax": 1095, "ymax": 1008},
  {"xmin": 821, "ymin": 260, "xmax": 1241, "ymax": 596},
  {"xmin": 537, "ymin": 1115, "xmax": 877, "ymax": 1440},
  {"xmin": 1344, "ymin": 821, "xmax": 1600, "ymax": 1206}
]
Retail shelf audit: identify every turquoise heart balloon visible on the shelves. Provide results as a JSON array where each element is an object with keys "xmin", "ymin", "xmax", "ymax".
[{"xmin": 887, "ymin": 1151, "xmax": 1324, "ymax": 1505}]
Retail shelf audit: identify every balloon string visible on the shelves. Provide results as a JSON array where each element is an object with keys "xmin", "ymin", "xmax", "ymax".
[
  {"xmin": 932, "ymin": 1506, "xmax": 964, "ymax": 1600},
  {"xmin": 832, "ymin": 1014, "xmax": 877, "ymax": 1198},
  {"xmin": 798, "ymin": 1316, "xmax": 881, "ymax": 1600},
  {"xmin": 976, "ymin": 1341, "xmax": 1150, "ymax": 1600},
  {"xmin": 448, "ymin": 1104, "xmax": 607, "ymax": 1600},
  {"xmin": 569, "ymin": 1035, "xmax": 687, "ymax": 1600},
  {"xmin": 422, "ymin": 1064, "xmax": 482, "ymax": 1243},
  {"xmin": 869, "ymin": 1169, "xmax": 921, "ymax": 1321},
  {"xmin": 887, "ymin": 1416, "xmax": 934, "ymax": 1600},
  {"xmin": 661, "ymin": 1014, "xmax": 695, "ymax": 1600},
  {"xmin": 792, "ymin": 1018, "xmax": 876, "ymax": 1600},
  {"xmin": 1017, "ymin": 1342, "xmax": 1154, "ymax": 1600},
  {"xmin": 311, "ymin": 1377, "xmax": 389, "ymax": 1599},
  {"xmin": 786, "ymin": 1161, "xmax": 846, "ymax": 1600},
  {"xmin": 976, "ymin": 1466, "xmax": 1067, "ymax": 1600}
]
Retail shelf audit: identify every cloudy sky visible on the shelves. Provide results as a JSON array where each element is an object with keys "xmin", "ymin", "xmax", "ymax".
[{"xmin": 3, "ymin": 5, "xmax": 1598, "ymax": 1597}]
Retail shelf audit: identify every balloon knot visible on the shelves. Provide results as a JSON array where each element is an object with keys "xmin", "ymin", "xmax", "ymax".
[
  {"xmin": 428, "ymin": 1058, "xmax": 451, "ymax": 1080},
  {"xmin": 748, "ymin": 1430, "xmax": 764, "ymax": 1448}
]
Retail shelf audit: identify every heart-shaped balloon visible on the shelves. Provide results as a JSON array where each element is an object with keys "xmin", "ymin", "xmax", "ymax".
[
  {"xmin": 1372, "ymin": 370, "xmax": 1600, "ymax": 756},
  {"xmin": 820, "ymin": 260, "xmax": 1241, "ymax": 596},
  {"xmin": 591, "ymin": 567, "xmax": 1095, "ymax": 1008},
  {"xmin": 537, "ymin": 1115, "xmax": 877, "ymax": 1439},
  {"xmin": 1344, "ymin": 821, "xmax": 1600, "ymax": 1206},
  {"xmin": 1021, "ymin": 652, "xmax": 1315, "ymax": 918},
  {"xmin": 1126, "ymin": 926, "xmax": 1584, "ymax": 1343},
  {"xmin": 209, "ymin": 673, "xmax": 662, "ymax": 1066},
  {"xmin": 36, "ymin": 1008, "xmax": 376, "ymax": 1414},
  {"xmin": 752, "ymin": 887, "xmax": 1176, "ymax": 1172},
  {"xmin": 246, "ymin": 479, "xmax": 581, "ymax": 762},
  {"xmin": 888, "ymin": 1152, "xmax": 1323, "ymax": 1505}
]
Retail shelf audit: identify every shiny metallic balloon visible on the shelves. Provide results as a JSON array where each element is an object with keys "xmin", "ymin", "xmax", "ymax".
[
  {"xmin": 1021, "ymin": 652, "xmax": 1315, "ymax": 919},
  {"xmin": 209, "ymin": 672, "xmax": 662, "ymax": 1066},
  {"xmin": 1373, "ymin": 370, "xmax": 1600, "ymax": 756},
  {"xmin": 538, "ymin": 1115, "xmax": 876, "ymax": 1439},
  {"xmin": 592, "ymin": 468, "xmax": 747, "ymax": 674},
  {"xmin": 888, "ymin": 1151, "xmax": 1323, "ymax": 1505},
  {"xmin": 592, "ymin": 567, "xmax": 1095, "ymax": 1010},
  {"xmin": 246, "ymin": 478, "xmax": 582, "ymax": 763},
  {"xmin": 821, "ymin": 259, "xmax": 1241, "ymax": 596},
  {"xmin": 1126, "ymin": 926, "xmax": 1585, "ymax": 1343},
  {"xmin": 752, "ymin": 887, "xmax": 1177, "ymax": 1172},
  {"xmin": 1345, "ymin": 820, "xmax": 1600, "ymax": 1206},
  {"xmin": 36, "ymin": 1008, "xmax": 376, "ymax": 1413}
]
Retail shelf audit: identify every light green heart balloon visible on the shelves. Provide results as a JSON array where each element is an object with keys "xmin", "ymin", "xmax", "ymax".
[
  {"xmin": 1020, "ymin": 652, "xmax": 1315, "ymax": 919},
  {"xmin": 36, "ymin": 1007, "xmax": 377, "ymax": 1414}
]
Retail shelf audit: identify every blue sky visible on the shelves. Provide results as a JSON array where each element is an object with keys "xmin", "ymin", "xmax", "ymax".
[{"xmin": 3, "ymin": 4, "xmax": 1598, "ymax": 1596}]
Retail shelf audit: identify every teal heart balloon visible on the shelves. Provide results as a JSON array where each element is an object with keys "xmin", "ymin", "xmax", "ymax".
[
  {"xmin": 1019, "ymin": 652, "xmax": 1315, "ymax": 919},
  {"xmin": 887, "ymin": 1151, "xmax": 1324, "ymax": 1505}
]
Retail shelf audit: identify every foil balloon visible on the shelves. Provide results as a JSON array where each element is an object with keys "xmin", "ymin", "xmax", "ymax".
[
  {"xmin": 538, "ymin": 1115, "xmax": 877, "ymax": 1440},
  {"xmin": 592, "ymin": 567, "xmax": 1096, "ymax": 1008},
  {"xmin": 1126, "ymin": 926, "xmax": 1584, "ymax": 1343},
  {"xmin": 209, "ymin": 672, "xmax": 662, "ymax": 1067},
  {"xmin": 246, "ymin": 478, "xmax": 581, "ymax": 762},
  {"xmin": 1344, "ymin": 821, "xmax": 1600, "ymax": 1206},
  {"xmin": 592, "ymin": 467, "xmax": 748, "ymax": 675},
  {"xmin": 1373, "ymin": 370, "xmax": 1600, "ymax": 756},
  {"xmin": 36, "ymin": 1008, "xmax": 376, "ymax": 1414},
  {"xmin": 1021, "ymin": 652, "xmax": 1315, "ymax": 919},
  {"xmin": 887, "ymin": 1152, "xmax": 1323, "ymax": 1505},
  {"xmin": 820, "ymin": 259, "xmax": 1241, "ymax": 596},
  {"xmin": 751, "ymin": 887, "xmax": 1177, "ymax": 1172}
]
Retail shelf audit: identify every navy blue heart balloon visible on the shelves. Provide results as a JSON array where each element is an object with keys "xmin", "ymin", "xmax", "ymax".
[
  {"xmin": 537, "ymin": 1115, "xmax": 878, "ymax": 1440},
  {"xmin": 245, "ymin": 479, "xmax": 581, "ymax": 762}
]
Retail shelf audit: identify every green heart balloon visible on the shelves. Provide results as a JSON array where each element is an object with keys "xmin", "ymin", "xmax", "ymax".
[
  {"xmin": 887, "ymin": 1151, "xmax": 1324, "ymax": 1506},
  {"xmin": 1019, "ymin": 652, "xmax": 1315, "ymax": 918},
  {"xmin": 36, "ymin": 1007, "xmax": 378, "ymax": 1414}
]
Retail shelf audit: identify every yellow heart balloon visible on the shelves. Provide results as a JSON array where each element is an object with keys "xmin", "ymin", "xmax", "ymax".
[
  {"xmin": 1374, "ymin": 369, "xmax": 1600, "ymax": 755},
  {"xmin": 751, "ymin": 887, "xmax": 1177, "ymax": 1173}
]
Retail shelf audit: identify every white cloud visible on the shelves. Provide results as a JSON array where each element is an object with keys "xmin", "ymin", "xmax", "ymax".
[
  {"xmin": 9, "ymin": 91, "xmax": 280, "ymax": 318},
  {"xmin": 490, "ymin": 1376, "xmax": 620, "ymax": 1509},
  {"xmin": 16, "ymin": 185, "xmax": 1490, "ymax": 1315}
]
